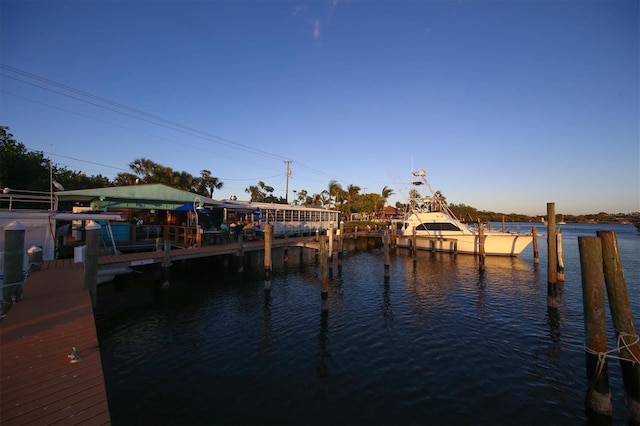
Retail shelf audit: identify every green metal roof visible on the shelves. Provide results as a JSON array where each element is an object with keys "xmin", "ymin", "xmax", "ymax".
[{"xmin": 56, "ymin": 184, "xmax": 219, "ymax": 211}]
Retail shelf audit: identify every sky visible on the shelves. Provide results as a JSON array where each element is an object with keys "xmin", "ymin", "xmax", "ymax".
[{"xmin": 1, "ymin": 0, "xmax": 638, "ymax": 216}]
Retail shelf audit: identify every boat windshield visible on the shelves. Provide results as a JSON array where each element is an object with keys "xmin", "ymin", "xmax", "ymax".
[{"xmin": 416, "ymin": 222, "xmax": 461, "ymax": 232}]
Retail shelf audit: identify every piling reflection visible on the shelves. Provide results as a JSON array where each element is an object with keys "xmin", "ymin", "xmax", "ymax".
[{"xmin": 316, "ymin": 309, "xmax": 331, "ymax": 378}]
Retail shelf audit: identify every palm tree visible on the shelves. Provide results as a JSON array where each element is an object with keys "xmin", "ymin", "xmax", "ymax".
[
  {"xmin": 199, "ymin": 169, "xmax": 224, "ymax": 197},
  {"xmin": 327, "ymin": 180, "xmax": 344, "ymax": 209},
  {"xmin": 345, "ymin": 184, "xmax": 361, "ymax": 215},
  {"xmin": 381, "ymin": 185, "xmax": 394, "ymax": 206}
]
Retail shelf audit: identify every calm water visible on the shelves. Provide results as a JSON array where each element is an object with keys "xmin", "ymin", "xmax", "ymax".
[{"xmin": 94, "ymin": 223, "xmax": 640, "ymax": 425}]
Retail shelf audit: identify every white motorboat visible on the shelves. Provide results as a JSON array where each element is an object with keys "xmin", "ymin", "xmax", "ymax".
[{"xmin": 397, "ymin": 169, "xmax": 533, "ymax": 256}]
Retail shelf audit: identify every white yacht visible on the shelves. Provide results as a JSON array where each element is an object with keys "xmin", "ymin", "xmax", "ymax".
[{"xmin": 397, "ymin": 169, "xmax": 533, "ymax": 256}]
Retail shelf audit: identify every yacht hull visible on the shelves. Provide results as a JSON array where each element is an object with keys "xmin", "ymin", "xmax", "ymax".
[{"xmin": 396, "ymin": 232, "xmax": 533, "ymax": 256}]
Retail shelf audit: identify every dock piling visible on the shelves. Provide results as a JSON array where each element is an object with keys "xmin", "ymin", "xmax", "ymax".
[
  {"xmin": 478, "ymin": 221, "xmax": 485, "ymax": 271},
  {"xmin": 84, "ymin": 220, "xmax": 100, "ymax": 306},
  {"xmin": 162, "ymin": 239, "xmax": 172, "ymax": 288},
  {"xmin": 557, "ymin": 227, "xmax": 565, "ymax": 282},
  {"xmin": 532, "ymin": 227, "xmax": 539, "ymax": 265},
  {"xmin": 579, "ymin": 236, "xmax": 612, "ymax": 418},
  {"xmin": 264, "ymin": 224, "xmax": 272, "ymax": 291},
  {"xmin": 597, "ymin": 231, "xmax": 640, "ymax": 423},
  {"xmin": 2, "ymin": 221, "xmax": 26, "ymax": 311},
  {"xmin": 547, "ymin": 203, "xmax": 558, "ymax": 307},
  {"xmin": 320, "ymin": 236, "xmax": 328, "ymax": 311},
  {"xmin": 383, "ymin": 229, "xmax": 390, "ymax": 280}
]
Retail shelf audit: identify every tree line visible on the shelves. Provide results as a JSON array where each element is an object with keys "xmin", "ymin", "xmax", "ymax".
[
  {"xmin": 2, "ymin": 125, "xmax": 636, "ymax": 223},
  {"xmin": 1, "ymin": 126, "xmax": 396, "ymax": 217}
]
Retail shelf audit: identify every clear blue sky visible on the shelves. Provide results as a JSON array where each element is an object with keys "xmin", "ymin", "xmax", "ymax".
[{"xmin": 1, "ymin": 0, "xmax": 638, "ymax": 216}]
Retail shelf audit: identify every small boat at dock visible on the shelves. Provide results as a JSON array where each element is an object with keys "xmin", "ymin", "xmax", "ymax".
[{"xmin": 397, "ymin": 169, "xmax": 533, "ymax": 256}]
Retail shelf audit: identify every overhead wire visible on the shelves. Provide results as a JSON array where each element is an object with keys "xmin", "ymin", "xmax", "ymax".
[{"xmin": 1, "ymin": 64, "xmax": 345, "ymax": 188}]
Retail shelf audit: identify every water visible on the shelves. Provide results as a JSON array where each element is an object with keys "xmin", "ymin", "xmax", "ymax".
[{"xmin": 94, "ymin": 223, "xmax": 640, "ymax": 425}]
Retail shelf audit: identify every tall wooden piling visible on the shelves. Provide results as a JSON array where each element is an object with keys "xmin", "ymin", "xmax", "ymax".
[
  {"xmin": 579, "ymin": 236, "xmax": 612, "ymax": 417},
  {"xmin": 411, "ymin": 226, "xmax": 417, "ymax": 262},
  {"xmin": 597, "ymin": 230, "xmax": 640, "ymax": 423},
  {"xmin": 547, "ymin": 203, "xmax": 558, "ymax": 306},
  {"xmin": 383, "ymin": 229, "xmax": 390, "ymax": 280},
  {"xmin": 328, "ymin": 226, "xmax": 334, "ymax": 276},
  {"xmin": 84, "ymin": 220, "xmax": 100, "ymax": 306},
  {"xmin": 478, "ymin": 221, "xmax": 485, "ymax": 271},
  {"xmin": 2, "ymin": 221, "xmax": 26, "ymax": 310},
  {"xmin": 236, "ymin": 233, "xmax": 244, "ymax": 273},
  {"xmin": 264, "ymin": 223, "xmax": 272, "ymax": 291},
  {"xmin": 531, "ymin": 227, "xmax": 539, "ymax": 265},
  {"xmin": 283, "ymin": 230, "xmax": 289, "ymax": 264},
  {"xmin": 557, "ymin": 227, "xmax": 565, "ymax": 282},
  {"xmin": 320, "ymin": 236, "xmax": 329, "ymax": 311},
  {"xmin": 162, "ymin": 239, "xmax": 172, "ymax": 288}
]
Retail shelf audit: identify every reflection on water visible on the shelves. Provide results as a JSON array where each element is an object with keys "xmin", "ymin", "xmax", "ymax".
[{"xmin": 95, "ymin": 224, "xmax": 639, "ymax": 425}]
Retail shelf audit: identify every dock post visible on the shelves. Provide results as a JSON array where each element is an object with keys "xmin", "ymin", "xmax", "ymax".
[
  {"xmin": 328, "ymin": 223, "xmax": 334, "ymax": 260},
  {"xmin": 2, "ymin": 221, "xmax": 26, "ymax": 311},
  {"xmin": 283, "ymin": 230, "xmax": 289, "ymax": 264},
  {"xmin": 84, "ymin": 220, "xmax": 100, "ymax": 306},
  {"xmin": 264, "ymin": 223, "xmax": 272, "ymax": 292},
  {"xmin": 502, "ymin": 215, "xmax": 505, "ymax": 232},
  {"xmin": 532, "ymin": 227, "xmax": 539, "ymax": 265},
  {"xmin": 478, "ymin": 221, "xmax": 485, "ymax": 271},
  {"xmin": 315, "ymin": 229, "xmax": 319, "ymax": 242},
  {"xmin": 557, "ymin": 227, "xmax": 565, "ymax": 282},
  {"xmin": 411, "ymin": 226, "xmax": 417, "ymax": 262},
  {"xmin": 339, "ymin": 221, "xmax": 344, "ymax": 245},
  {"xmin": 597, "ymin": 231, "xmax": 640, "ymax": 423},
  {"xmin": 237, "ymin": 234, "xmax": 244, "ymax": 273},
  {"xmin": 328, "ymin": 225, "xmax": 334, "ymax": 276},
  {"xmin": 320, "ymin": 235, "xmax": 328, "ymax": 311},
  {"xmin": 162, "ymin": 239, "xmax": 172, "ymax": 288},
  {"xmin": 547, "ymin": 203, "xmax": 558, "ymax": 307},
  {"xmin": 383, "ymin": 229, "xmax": 390, "ymax": 280},
  {"xmin": 579, "ymin": 236, "xmax": 612, "ymax": 418}
]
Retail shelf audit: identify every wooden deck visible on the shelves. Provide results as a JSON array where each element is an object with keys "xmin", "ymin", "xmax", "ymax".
[
  {"xmin": 0, "ymin": 263, "xmax": 111, "ymax": 425},
  {"xmin": 95, "ymin": 235, "xmax": 325, "ymax": 268},
  {"xmin": 0, "ymin": 234, "xmax": 338, "ymax": 426}
]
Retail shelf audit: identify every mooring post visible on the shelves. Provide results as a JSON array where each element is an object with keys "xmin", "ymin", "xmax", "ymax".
[
  {"xmin": 383, "ymin": 228, "xmax": 390, "ymax": 280},
  {"xmin": 411, "ymin": 226, "xmax": 417, "ymax": 262},
  {"xmin": 162, "ymin": 239, "xmax": 172, "ymax": 288},
  {"xmin": 531, "ymin": 226, "xmax": 539, "ymax": 265},
  {"xmin": 339, "ymin": 220, "xmax": 344, "ymax": 245},
  {"xmin": 315, "ymin": 229, "xmax": 319, "ymax": 242},
  {"xmin": 328, "ymin": 223, "xmax": 334, "ymax": 261},
  {"xmin": 2, "ymin": 221, "xmax": 26, "ymax": 311},
  {"xmin": 264, "ymin": 223, "xmax": 272, "ymax": 292},
  {"xmin": 320, "ymin": 235, "xmax": 329, "ymax": 311},
  {"xmin": 84, "ymin": 220, "xmax": 100, "ymax": 306},
  {"xmin": 237, "ymin": 233, "xmax": 244, "ymax": 273},
  {"xmin": 597, "ymin": 230, "xmax": 640, "ymax": 423},
  {"xmin": 502, "ymin": 215, "xmax": 505, "ymax": 233},
  {"xmin": 547, "ymin": 203, "xmax": 558, "ymax": 306},
  {"xmin": 283, "ymin": 230, "xmax": 289, "ymax": 264},
  {"xmin": 557, "ymin": 227, "xmax": 565, "ymax": 282},
  {"xmin": 579, "ymin": 236, "xmax": 612, "ymax": 418},
  {"xmin": 478, "ymin": 221, "xmax": 485, "ymax": 271}
]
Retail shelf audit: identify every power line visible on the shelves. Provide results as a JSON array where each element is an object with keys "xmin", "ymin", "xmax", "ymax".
[{"xmin": 1, "ymin": 64, "xmax": 346, "ymax": 187}]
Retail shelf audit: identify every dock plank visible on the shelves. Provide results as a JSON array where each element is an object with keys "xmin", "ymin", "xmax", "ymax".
[{"xmin": 0, "ymin": 264, "xmax": 111, "ymax": 426}]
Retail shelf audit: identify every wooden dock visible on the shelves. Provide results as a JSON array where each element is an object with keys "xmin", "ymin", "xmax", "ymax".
[
  {"xmin": 96, "ymin": 235, "xmax": 326, "ymax": 269},
  {"xmin": 0, "ymin": 234, "xmax": 338, "ymax": 426},
  {"xmin": 0, "ymin": 261, "xmax": 111, "ymax": 425}
]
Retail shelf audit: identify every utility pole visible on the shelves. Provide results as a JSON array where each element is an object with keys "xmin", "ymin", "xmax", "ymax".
[{"xmin": 284, "ymin": 160, "xmax": 293, "ymax": 204}]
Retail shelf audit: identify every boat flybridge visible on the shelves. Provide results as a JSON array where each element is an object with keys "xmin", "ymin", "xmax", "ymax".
[{"xmin": 398, "ymin": 169, "xmax": 533, "ymax": 256}]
